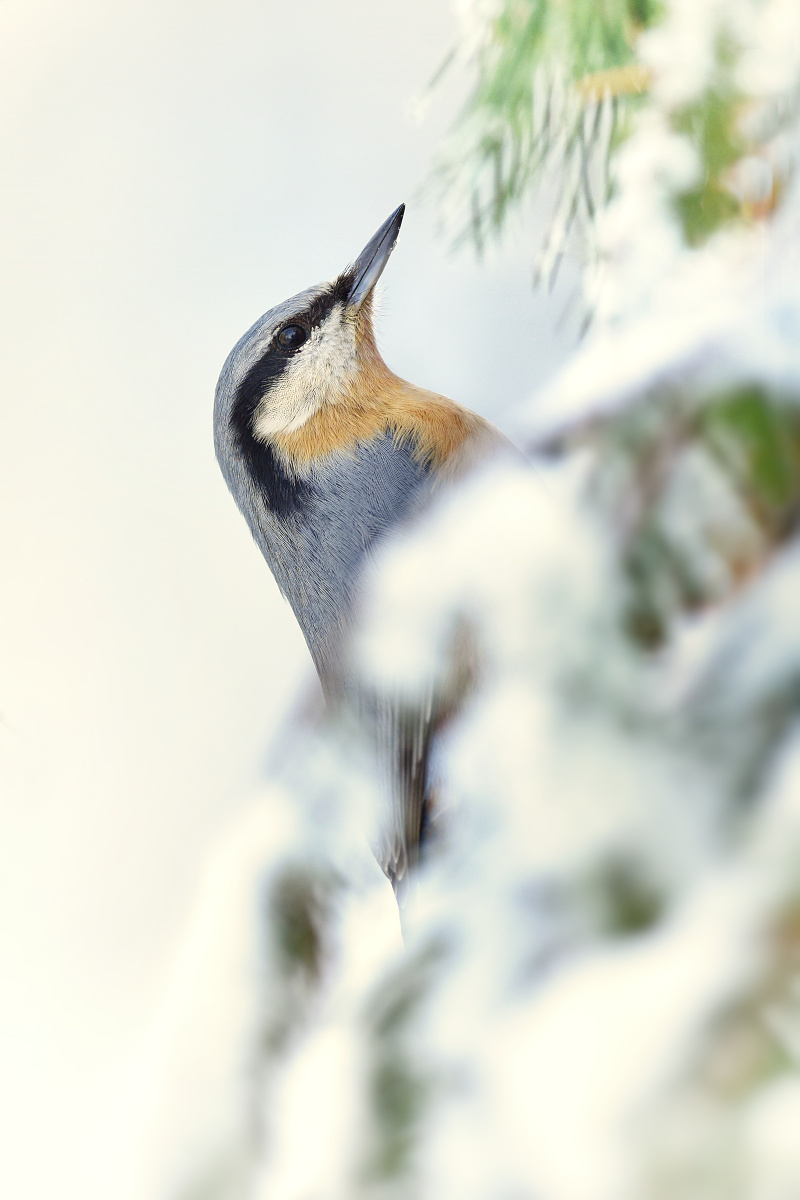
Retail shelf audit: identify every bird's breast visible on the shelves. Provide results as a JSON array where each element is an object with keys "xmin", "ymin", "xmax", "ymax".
[
  {"xmin": 270, "ymin": 368, "xmax": 495, "ymax": 479},
  {"xmin": 243, "ymin": 430, "xmax": 435, "ymax": 681}
]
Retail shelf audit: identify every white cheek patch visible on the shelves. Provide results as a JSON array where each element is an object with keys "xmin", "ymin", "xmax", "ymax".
[{"xmin": 252, "ymin": 306, "xmax": 359, "ymax": 439}]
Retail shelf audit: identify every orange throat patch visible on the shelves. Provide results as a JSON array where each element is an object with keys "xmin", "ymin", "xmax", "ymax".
[{"xmin": 270, "ymin": 320, "xmax": 495, "ymax": 477}]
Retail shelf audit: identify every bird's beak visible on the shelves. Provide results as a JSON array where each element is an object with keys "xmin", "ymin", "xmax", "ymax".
[{"xmin": 345, "ymin": 203, "xmax": 405, "ymax": 312}]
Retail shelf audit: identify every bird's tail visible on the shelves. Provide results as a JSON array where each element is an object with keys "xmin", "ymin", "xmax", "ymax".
[{"xmin": 377, "ymin": 693, "xmax": 439, "ymax": 904}]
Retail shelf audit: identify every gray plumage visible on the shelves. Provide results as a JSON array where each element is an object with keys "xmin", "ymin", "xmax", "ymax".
[
  {"xmin": 215, "ymin": 413, "xmax": 434, "ymax": 689},
  {"xmin": 213, "ymin": 206, "xmax": 509, "ymax": 892}
]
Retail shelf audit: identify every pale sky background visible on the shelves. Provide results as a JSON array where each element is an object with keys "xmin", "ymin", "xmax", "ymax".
[{"xmin": 0, "ymin": 1, "xmax": 577, "ymax": 1194}]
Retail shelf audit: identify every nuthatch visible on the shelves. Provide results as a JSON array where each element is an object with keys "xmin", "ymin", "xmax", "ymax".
[{"xmin": 214, "ymin": 205, "xmax": 509, "ymax": 891}]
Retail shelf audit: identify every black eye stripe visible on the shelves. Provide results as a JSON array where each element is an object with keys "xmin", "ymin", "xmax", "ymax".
[
  {"xmin": 230, "ymin": 352, "xmax": 314, "ymax": 516},
  {"xmin": 292, "ymin": 271, "xmax": 354, "ymax": 332},
  {"xmin": 225, "ymin": 270, "xmax": 358, "ymax": 518},
  {"xmin": 229, "ymin": 270, "xmax": 360, "ymax": 466},
  {"xmin": 266, "ymin": 268, "xmax": 356, "ymax": 354}
]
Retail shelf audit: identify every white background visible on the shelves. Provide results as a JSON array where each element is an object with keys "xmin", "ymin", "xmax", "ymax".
[{"xmin": 0, "ymin": 1, "xmax": 576, "ymax": 1194}]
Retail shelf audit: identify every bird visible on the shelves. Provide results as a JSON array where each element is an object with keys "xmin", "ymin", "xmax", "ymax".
[{"xmin": 214, "ymin": 204, "xmax": 510, "ymax": 895}]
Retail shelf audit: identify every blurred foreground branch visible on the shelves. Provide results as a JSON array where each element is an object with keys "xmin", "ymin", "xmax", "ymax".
[{"xmin": 428, "ymin": 0, "xmax": 796, "ymax": 288}]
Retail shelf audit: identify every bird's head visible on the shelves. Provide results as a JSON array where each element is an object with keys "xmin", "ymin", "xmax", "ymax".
[{"xmin": 214, "ymin": 205, "xmax": 405, "ymax": 471}]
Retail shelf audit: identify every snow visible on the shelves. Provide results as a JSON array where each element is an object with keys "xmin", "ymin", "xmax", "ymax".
[{"xmin": 111, "ymin": 1, "xmax": 800, "ymax": 1195}]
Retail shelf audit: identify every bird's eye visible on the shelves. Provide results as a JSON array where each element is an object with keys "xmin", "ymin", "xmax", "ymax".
[{"xmin": 277, "ymin": 324, "xmax": 308, "ymax": 350}]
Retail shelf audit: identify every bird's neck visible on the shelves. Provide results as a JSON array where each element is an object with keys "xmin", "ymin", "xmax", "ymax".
[{"xmin": 267, "ymin": 326, "xmax": 491, "ymax": 477}]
